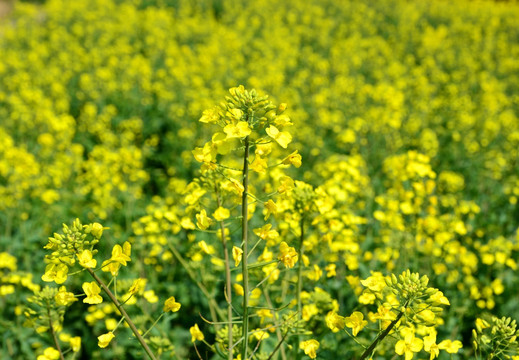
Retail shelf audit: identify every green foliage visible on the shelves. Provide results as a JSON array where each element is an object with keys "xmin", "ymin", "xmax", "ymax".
[{"xmin": 1, "ymin": 0, "xmax": 519, "ymax": 359}]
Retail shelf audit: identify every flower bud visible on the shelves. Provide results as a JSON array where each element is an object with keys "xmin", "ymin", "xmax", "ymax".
[
  {"xmin": 91, "ymin": 223, "xmax": 104, "ymax": 238},
  {"xmin": 277, "ymin": 103, "xmax": 287, "ymax": 114}
]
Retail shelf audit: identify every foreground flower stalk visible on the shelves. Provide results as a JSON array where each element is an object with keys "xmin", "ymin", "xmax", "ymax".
[
  {"xmin": 241, "ymin": 133, "xmax": 251, "ymax": 360},
  {"xmin": 47, "ymin": 306, "xmax": 65, "ymax": 360},
  {"xmin": 358, "ymin": 306, "xmax": 405, "ymax": 360},
  {"xmin": 86, "ymin": 268, "xmax": 157, "ymax": 360}
]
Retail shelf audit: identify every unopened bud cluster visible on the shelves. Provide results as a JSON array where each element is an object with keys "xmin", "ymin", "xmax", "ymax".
[
  {"xmin": 291, "ymin": 181, "xmax": 319, "ymax": 213},
  {"xmin": 44, "ymin": 218, "xmax": 103, "ymax": 264},
  {"xmin": 385, "ymin": 270, "xmax": 445, "ymax": 313},
  {"xmin": 473, "ymin": 316, "xmax": 519, "ymax": 357},
  {"xmin": 24, "ymin": 286, "xmax": 70, "ymax": 334}
]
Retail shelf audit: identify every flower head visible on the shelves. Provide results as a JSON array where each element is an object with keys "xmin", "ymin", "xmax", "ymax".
[
  {"xmin": 82, "ymin": 281, "xmax": 103, "ymax": 304},
  {"xmin": 395, "ymin": 333, "xmax": 423, "ymax": 360},
  {"xmin": 190, "ymin": 323, "xmax": 204, "ymax": 342},
  {"xmin": 438, "ymin": 339, "xmax": 462, "ymax": 354},
  {"xmin": 232, "ymin": 246, "xmax": 243, "ymax": 267},
  {"xmin": 300, "ymin": 339, "xmax": 319, "ymax": 359},
  {"xmin": 213, "ymin": 207, "xmax": 230, "ymax": 221},
  {"xmin": 266, "ymin": 125, "xmax": 292, "ymax": 148},
  {"xmin": 345, "ymin": 311, "xmax": 368, "ymax": 336},
  {"xmin": 163, "ymin": 296, "xmax": 181, "ymax": 312},
  {"xmin": 224, "ymin": 121, "xmax": 251, "ymax": 139},
  {"xmin": 326, "ymin": 311, "xmax": 346, "ymax": 332},
  {"xmin": 55, "ymin": 286, "xmax": 78, "ymax": 306},
  {"xmin": 278, "ymin": 241, "xmax": 298, "ymax": 268},
  {"xmin": 78, "ymin": 249, "xmax": 97, "ymax": 268}
]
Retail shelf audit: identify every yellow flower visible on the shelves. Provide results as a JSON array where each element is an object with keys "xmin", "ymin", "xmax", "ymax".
[
  {"xmin": 55, "ymin": 286, "xmax": 78, "ymax": 306},
  {"xmin": 200, "ymin": 240, "xmax": 216, "ymax": 255},
  {"xmin": 326, "ymin": 311, "xmax": 346, "ymax": 332},
  {"xmin": 307, "ymin": 264, "xmax": 322, "ymax": 281},
  {"xmin": 193, "ymin": 142, "xmax": 216, "ymax": 163},
  {"xmin": 224, "ymin": 121, "xmax": 251, "ymax": 139},
  {"xmin": 345, "ymin": 311, "xmax": 368, "ymax": 336},
  {"xmin": 266, "ymin": 125, "xmax": 292, "ymax": 148},
  {"xmin": 264, "ymin": 199, "xmax": 277, "ymax": 220},
  {"xmin": 253, "ymin": 224, "xmax": 279, "ymax": 242},
  {"xmin": 232, "ymin": 246, "xmax": 243, "ymax": 267},
  {"xmin": 429, "ymin": 290, "xmax": 450, "ymax": 306},
  {"xmin": 37, "ymin": 347, "xmax": 60, "ymax": 360},
  {"xmin": 101, "ymin": 259, "xmax": 121, "ymax": 276},
  {"xmin": 144, "ymin": 290, "xmax": 159, "ymax": 303},
  {"xmin": 251, "ymin": 329, "xmax": 270, "ymax": 341},
  {"xmin": 325, "ymin": 264, "xmax": 336, "ymax": 277},
  {"xmin": 282, "ymin": 150, "xmax": 302, "ymax": 167},
  {"xmin": 82, "ymin": 282, "xmax": 103, "ymax": 304},
  {"xmin": 423, "ymin": 332, "xmax": 439, "ymax": 360},
  {"xmin": 78, "ymin": 250, "xmax": 97, "ymax": 268},
  {"xmin": 196, "ymin": 209, "xmax": 212, "ymax": 230},
  {"xmin": 110, "ymin": 243, "xmax": 132, "ymax": 266},
  {"xmin": 234, "ymin": 283, "xmax": 244, "ymax": 296},
  {"xmin": 90, "ymin": 223, "xmax": 106, "ymax": 239},
  {"xmin": 213, "ymin": 207, "xmax": 230, "ymax": 221},
  {"xmin": 41, "ymin": 263, "xmax": 69, "ymax": 284},
  {"xmin": 228, "ymin": 178, "xmax": 245, "ymax": 196},
  {"xmin": 190, "ymin": 323, "xmax": 204, "ymax": 342},
  {"xmin": 69, "ymin": 336, "xmax": 81, "ymax": 352},
  {"xmin": 360, "ymin": 273, "xmax": 387, "ymax": 292},
  {"xmin": 395, "ymin": 333, "xmax": 423, "ymax": 360},
  {"xmin": 163, "ymin": 296, "xmax": 181, "ymax": 312},
  {"xmin": 199, "ymin": 106, "xmax": 220, "ymax": 124},
  {"xmin": 278, "ymin": 241, "xmax": 298, "ymax": 268},
  {"xmin": 277, "ymin": 176, "xmax": 294, "ymax": 194},
  {"xmin": 128, "ymin": 278, "xmax": 146, "ymax": 295},
  {"xmin": 0, "ymin": 252, "xmax": 17, "ymax": 271},
  {"xmin": 97, "ymin": 332, "xmax": 115, "ymax": 348},
  {"xmin": 299, "ymin": 339, "xmax": 319, "ymax": 359},
  {"xmin": 438, "ymin": 339, "xmax": 462, "ymax": 353},
  {"xmin": 250, "ymin": 155, "xmax": 268, "ymax": 174}
]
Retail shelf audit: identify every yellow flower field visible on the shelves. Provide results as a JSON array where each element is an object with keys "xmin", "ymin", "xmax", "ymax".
[{"xmin": 1, "ymin": 0, "xmax": 518, "ymax": 359}]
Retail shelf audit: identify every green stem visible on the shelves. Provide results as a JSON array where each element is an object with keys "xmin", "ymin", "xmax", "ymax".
[
  {"xmin": 294, "ymin": 216, "xmax": 304, "ymax": 360},
  {"xmin": 263, "ymin": 287, "xmax": 287, "ymax": 360},
  {"xmin": 167, "ymin": 242, "xmax": 225, "ymax": 323},
  {"xmin": 47, "ymin": 306, "xmax": 65, "ymax": 360},
  {"xmin": 216, "ymin": 184, "xmax": 234, "ymax": 360},
  {"xmin": 359, "ymin": 309, "xmax": 405, "ymax": 360},
  {"xmin": 241, "ymin": 135, "xmax": 251, "ymax": 360},
  {"xmin": 86, "ymin": 268, "xmax": 157, "ymax": 360},
  {"xmin": 142, "ymin": 313, "xmax": 164, "ymax": 338}
]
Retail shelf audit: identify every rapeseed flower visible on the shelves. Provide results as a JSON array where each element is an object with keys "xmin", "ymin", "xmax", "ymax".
[
  {"xmin": 395, "ymin": 333, "xmax": 423, "ymax": 360},
  {"xmin": 345, "ymin": 311, "xmax": 368, "ymax": 336},
  {"xmin": 232, "ymin": 246, "xmax": 243, "ymax": 267},
  {"xmin": 82, "ymin": 282, "xmax": 103, "ymax": 304},
  {"xmin": 190, "ymin": 324, "xmax": 204, "ymax": 342},
  {"xmin": 299, "ymin": 339, "xmax": 319, "ymax": 359},
  {"xmin": 278, "ymin": 242, "xmax": 298, "ymax": 268},
  {"xmin": 163, "ymin": 296, "xmax": 181, "ymax": 312},
  {"xmin": 97, "ymin": 332, "xmax": 115, "ymax": 348}
]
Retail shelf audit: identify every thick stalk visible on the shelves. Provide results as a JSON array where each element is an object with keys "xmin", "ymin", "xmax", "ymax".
[
  {"xmin": 294, "ymin": 216, "xmax": 305, "ymax": 360},
  {"xmin": 47, "ymin": 306, "xmax": 65, "ymax": 360},
  {"xmin": 86, "ymin": 268, "xmax": 157, "ymax": 360},
  {"xmin": 216, "ymin": 185, "xmax": 234, "ymax": 360},
  {"xmin": 241, "ymin": 135, "xmax": 250, "ymax": 360},
  {"xmin": 359, "ymin": 309, "xmax": 405, "ymax": 360}
]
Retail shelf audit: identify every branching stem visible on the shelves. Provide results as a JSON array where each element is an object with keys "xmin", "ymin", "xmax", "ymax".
[{"xmin": 86, "ymin": 268, "xmax": 157, "ymax": 360}]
